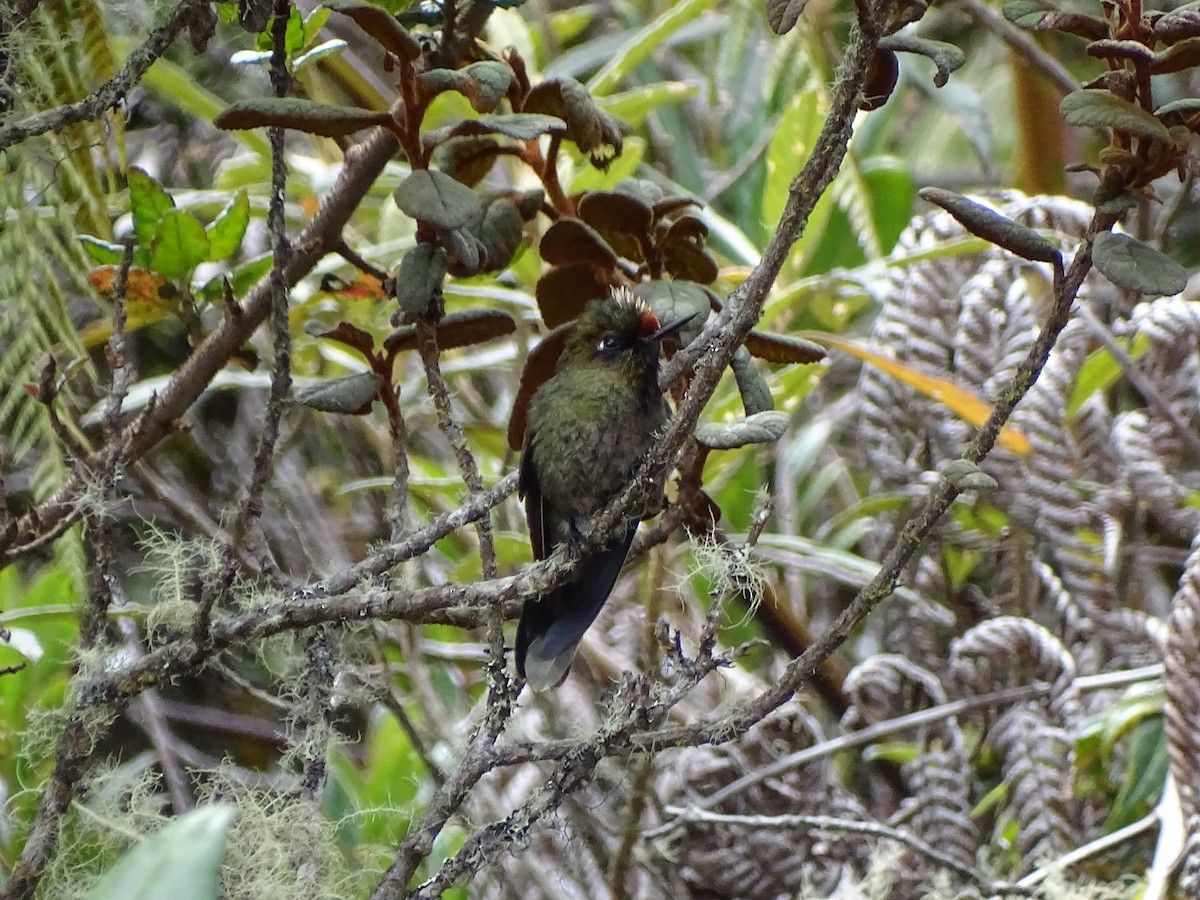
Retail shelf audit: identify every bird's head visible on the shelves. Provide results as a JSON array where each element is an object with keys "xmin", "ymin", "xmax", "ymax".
[{"xmin": 558, "ymin": 288, "xmax": 694, "ymax": 378}]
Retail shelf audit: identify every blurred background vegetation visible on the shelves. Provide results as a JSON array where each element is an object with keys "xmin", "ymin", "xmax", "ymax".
[{"xmin": 2, "ymin": 0, "xmax": 1199, "ymax": 897}]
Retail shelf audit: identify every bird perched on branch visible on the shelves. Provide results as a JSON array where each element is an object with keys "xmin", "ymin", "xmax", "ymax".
[{"xmin": 516, "ymin": 288, "xmax": 693, "ymax": 691}]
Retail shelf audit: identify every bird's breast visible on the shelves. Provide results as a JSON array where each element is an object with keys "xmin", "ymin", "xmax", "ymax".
[{"xmin": 529, "ymin": 379, "xmax": 667, "ymax": 522}]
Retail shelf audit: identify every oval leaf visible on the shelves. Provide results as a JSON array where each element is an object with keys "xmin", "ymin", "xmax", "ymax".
[
  {"xmin": 150, "ymin": 210, "xmax": 210, "ymax": 279},
  {"xmin": 695, "ymin": 411, "xmax": 790, "ymax": 449},
  {"xmin": 88, "ymin": 805, "xmax": 238, "ymax": 900},
  {"xmin": 393, "ymin": 169, "xmax": 482, "ymax": 229},
  {"xmin": 731, "ymin": 346, "xmax": 775, "ymax": 415},
  {"xmin": 295, "ymin": 372, "xmax": 382, "ymax": 414},
  {"xmin": 744, "ymin": 331, "xmax": 826, "ymax": 365},
  {"xmin": 919, "ymin": 187, "xmax": 1061, "ymax": 264},
  {"xmin": 205, "ymin": 190, "xmax": 250, "ymax": 261},
  {"xmin": 633, "ymin": 280, "xmax": 709, "ymax": 344},
  {"xmin": 128, "ymin": 167, "xmax": 175, "ymax": 250},
  {"xmin": 214, "ymin": 98, "xmax": 391, "ymax": 136},
  {"xmin": 535, "ymin": 264, "xmax": 610, "ymax": 327},
  {"xmin": 385, "ymin": 309, "xmax": 516, "ymax": 355},
  {"xmin": 1060, "ymin": 90, "xmax": 1172, "ymax": 143},
  {"xmin": 539, "ymin": 218, "xmax": 619, "ymax": 269},
  {"xmin": 395, "ymin": 243, "xmax": 449, "ymax": 318},
  {"xmin": 449, "ymin": 113, "xmax": 567, "ymax": 141},
  {"xmin": 1092, "ymin": 231, "xmax": 1188, "ymax": 296},
  {"xmin": 325, "ymin": 0, "xmax": 420, "ymax": 60}
]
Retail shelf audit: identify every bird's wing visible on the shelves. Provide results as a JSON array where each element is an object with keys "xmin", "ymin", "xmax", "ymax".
[
  {"xmin": 519, "ymin": 427, "xmax": 549, "ymax": 561},
  {"xmin": 516, "ymin": 520, "xmax": 638, "ymax": 691}
]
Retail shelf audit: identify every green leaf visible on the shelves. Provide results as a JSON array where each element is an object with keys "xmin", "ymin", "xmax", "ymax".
[
  {"xmin": 765, "ymin": 0, "xmax": 808, "ymax": 34},
  {"xmin": 460, "ymin": 61, "xmax": 516, "ymax": 113},
  {"xmin": 393, "ymin": 169, "xmax": 481, "ymax": 229},
  {"xmin": 1107, "ymin": 716, "xmax": 1168, "ymax": 829},
  {"xmin": 918, "ymin": 187, "xmax": 1061, "ymax": 264},
  {"xmin": 214, "ymin": 98, "xmax": 391, "ymax": 137},
  {"xmin": 128, "ymin": 167, "xmax": 176, "ymax": 250},
  {"xmin": 1060, "ymin": 90, "xmax": 1172, "ymax": 143},
  {"xmin": 295, "ymin": 372, "xmax": 382, "ymax": 414},
  {"xmin": 150, "ymin": 210, "xmax": 211, "ymax": 279},
  {"xmin": 764, "ymin": 86, "xmax": 823, "ymax": 228},
  {"xmin": 878, "ymin": 34, "xmax": 965, "ymax": 88},
  {"xmin": 197, "ymin": 252, "xmax": 274, "ymax": 302},
  {"xmin": 525, "ymin": 76, "xmax": 630, "ymax": 167},
  {"xmin": 1152, "ymin": 37, "xmax": 1200, "ymax": 74},
  {"xmin": 1002, "ymin": 0, "xmax": 1052, "ymax": 28},
  {"xmin": 419, "ymin": 64, "xmax": 518, "ymax": 114},
  {"xmin": 395, "ymin": 243, "xmax": 449, "ymax": 318},
  {"xmin": 325, "ymin": 0, "xmax": 421, "ymax": 60},
  {"xmin": 1092, "ymin": 231, "xmax": 1188, "ymax": 296},
  {"xmin": 970, "ymin": 781, "xmax": 1008, "ymax": 819},
  {"xmin": 87, "ymin": 805, "xmax": 237, "ymax": 900},
  {"xmin": 587, "ymin": 0, "xmax": 719, "ymax": 96},
  {"xmin": 205, "ymin": 190, "xmax": 250, "ymax": 261},
  {"xmin": 448, "ymin": 113, "xmax": 566, "ymax": 140},
  {"xmin": 695, "ymin": 411, "xmax": 789, "ymax": 449},
  {"xmin": 294, "ymin": 38, "xmax": 348, "ymax": 72},
  {"xmin": 1066, "ymin": 333, "xmax": 1149, "ymax": 418},
  {"xmin": 633, "ymin": 280, "xmax": 709, "ymax": 344},
  {"xmin": 1156, "ymin": 97, "xmax": 1200, "ymax": 119},
  {"xmin": 596, "ymin": 82, "xmax": 698, "ymax": 128},
  {"xmin": 80, "ymin": 235, "xmax": 127, "ymax": 266},
  {"xmin": 940, "ymin": 459, "xmax": 998, "ymax": 491},
  {"xmin": 730, "ymin": 346, "xmax": 775, "ymax": 415},
  {"xmin": 301, "ymin": 7, "xmax": 330, "ymax": 49},
  {"xmin": 861, "ymin": 741, "xmax": 920, "ymax": 765},
  {"xmin": 286, "ymin": 4, "xmax": 306, "ymax": 54}
]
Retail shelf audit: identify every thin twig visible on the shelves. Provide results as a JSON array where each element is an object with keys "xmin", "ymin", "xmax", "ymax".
[
  {"xmin": 1016, "ymin": 809, "xmax": 1160, "ymax": 888},
  {"xmin": 659, "ymin": 808, "xmax": 1030, "ymax": 895},
  {"xmin": 0, "ymin": 0, "xmax": 211, "ymax": 152},
  {"xmin": 415, "ymin": 325, "xmax": 498, "ymax": 581},
  {"xmin": 334, "ymin": 239, "xmax": 391, "ymax": 283},
  {"xmin": 234, "ymin": 0, "xmax": 294, "ymax": 544},
  {"xmin": 117, "ymin": 617, "xmax": 194, "ymax": 813},
  {"xmin": 295, "ymin": 628, "xmax": 336, "ymax": 801}
]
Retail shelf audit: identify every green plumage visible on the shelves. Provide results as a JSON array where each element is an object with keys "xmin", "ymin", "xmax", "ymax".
[{"xmin": 516, "ymin": 290, "xmax": 687, "ymax": 691}]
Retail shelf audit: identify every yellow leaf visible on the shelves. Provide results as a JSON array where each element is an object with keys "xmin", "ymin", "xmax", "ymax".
[
  {"xmin": 84, "ymin": 266, "xmax": 180, "ymax": 348},
  {"xmin": 804, "ymin": 331, "xmax": 1032, "ymax": 456}
]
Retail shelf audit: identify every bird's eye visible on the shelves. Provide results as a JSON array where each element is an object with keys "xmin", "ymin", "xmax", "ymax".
[{"xmin": 597, "ymin": 335, "xmax": 622, "ymax": 353}]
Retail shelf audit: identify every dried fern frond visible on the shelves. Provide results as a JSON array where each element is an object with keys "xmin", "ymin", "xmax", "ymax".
[
  {"xmin": 843, "ymin": 655, "xmax": 977, "ymax": 875},
  {"xmin": 949, "ymin": 616, "xmax": 1078, "ymax": 725},
  {"xmin": 1164, "ymin": 539, "xmax": 1200, "ymax": 832},
  {"xmin": 660, "ymin": 706, "xmax": 872, "ymax": 897}
]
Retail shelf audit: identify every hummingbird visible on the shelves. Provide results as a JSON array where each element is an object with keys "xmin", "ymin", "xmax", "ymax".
[{"xmin": 516, "ymin": 288, "xmax": 693, "ymax": 691}]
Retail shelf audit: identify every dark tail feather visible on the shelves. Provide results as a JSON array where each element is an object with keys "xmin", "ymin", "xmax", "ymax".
[{"xmin": 516, "ymin": 523, "xmax": 638, "ymax": 691}]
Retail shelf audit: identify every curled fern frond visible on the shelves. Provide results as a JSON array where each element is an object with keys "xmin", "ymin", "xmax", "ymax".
[
  {"xmin": 663, "ymin": 706, "xmax": 871, "ymax": 897},
  {"xmin": 949, "ymin": 616, "xmax": 1078, "ymax": 726},
  {"xmin": 1164, "ymin": 539, "xmax": 1200, "ymax": 825}
]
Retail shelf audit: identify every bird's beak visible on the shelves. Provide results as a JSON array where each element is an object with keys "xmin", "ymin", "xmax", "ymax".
[{"xmin": 648, "ymin": 313, "xmax": 697, "ymax": 343}]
